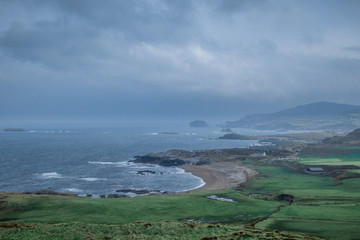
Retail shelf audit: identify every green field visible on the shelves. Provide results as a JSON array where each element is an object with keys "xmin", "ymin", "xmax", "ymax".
[
  {"xmin": 0, "ymin": 190, "xmax": 280, "ymax": 225},
  {"xmin": 299, "ymin": 152, "xmax": 360, "ymax": 167},
  {"xmin": 257, "ymin": 219, "xmax": 360, "ymax": 240},
  {"xmin": 348, "ymin": 169, "xmax": 360, "ymax": 174},
  {"xmin": 330, "ymin": 146, "xmax": 360, "ymax": 150},
  {"xmin": 1, "ymin": 190, "xmax": 318, "ymax": 239},
  {"xmin": 240, "ymin": 156, "xmax": 360, "ymax": 240}
]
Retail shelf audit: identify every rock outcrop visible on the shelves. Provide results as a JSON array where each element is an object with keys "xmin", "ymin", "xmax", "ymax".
[
  {"xmin": 132, "ymin": 148, "xmax": 293, "ymax": 166},
  {"xmin": 218, "ymin": 133, "xmax": 252, "ymax": 140},
  {"xmin": 189, "ymin": 120, "xmax": 209, "ymax": 127},
  {"xmin": 3, "ymin": 128, "xmax": 26, "ymax": 132}
]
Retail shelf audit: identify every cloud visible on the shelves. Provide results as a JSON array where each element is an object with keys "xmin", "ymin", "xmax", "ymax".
[
  {"xmin": 0, "ymin": 0, "xmax": 359, "ymax": 120},
  {"xmin": 343, "ymin": 45, "xmax": 360, "ymax": 52}
]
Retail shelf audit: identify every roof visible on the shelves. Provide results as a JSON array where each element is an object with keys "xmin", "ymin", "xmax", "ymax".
[{"xmin": 307, "ymin": 167, "xmax": 324, "ymax": 172}]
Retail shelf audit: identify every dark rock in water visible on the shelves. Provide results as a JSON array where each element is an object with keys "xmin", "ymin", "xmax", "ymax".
[
  {"xmin": 132, "ymin": 149, "xmax": 211, "ymax": 166},
  {"xmin": 137, "ymin": 170, "xmax": 156, "ymax": 175},
  {"xmin": 3, "ymin": 128, "xmax": 26, "ymax": 132},
  {"xmin": 159, "ymin": 132, "xmax": 179, "ymax": 135},
  {"xmin": 132, "ymin": 155, "xmax": 186, "ymax": 166},
  {"xmin": 23, "ymin": 190, "xmax": 77, "ymax": 197},
  {"xmin": 218, "ymin": 133, "xmax": 251, "ymax": 140},
  {"xmin": 137, "ymin": 170, "xmax": 161, "ymax": 175},
  {"xmin": 189, "ymin": 120, "xmax": 209, "ymax": 127}
]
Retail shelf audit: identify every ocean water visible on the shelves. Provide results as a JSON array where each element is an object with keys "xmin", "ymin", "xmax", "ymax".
[{"xmin": 0, "ymin": 123, "xmax": 262, "ymax": 197}]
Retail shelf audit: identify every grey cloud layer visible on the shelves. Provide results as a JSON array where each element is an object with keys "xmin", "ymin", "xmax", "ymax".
[{"xmin": 1, "ymin": 0, "xmax": 360, "ymax": 120}]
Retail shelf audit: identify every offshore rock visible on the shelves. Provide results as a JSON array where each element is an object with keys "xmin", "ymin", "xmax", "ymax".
[
  {"xmin": 218, "ymin": 133, "xmax": 252, "ymax": 140},
  {"xmin": 189, "ymin": 120, "xmax": 209, "ymax": 127},
  {"xmin": 132, "ymin": 149, "xmax": 212, "ymax": 166},
  {"xmin": 3, "ymin": 128, "xmax": 26, "ymax": 132},
  {"xmin": 132, "ymin": 155, "xmax": 186, "ymax": 166}
]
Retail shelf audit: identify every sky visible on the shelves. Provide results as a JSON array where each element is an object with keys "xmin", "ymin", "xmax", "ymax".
[{"xmin": 1, "ymin": 0, "xmax": 360, "ymax": 124}]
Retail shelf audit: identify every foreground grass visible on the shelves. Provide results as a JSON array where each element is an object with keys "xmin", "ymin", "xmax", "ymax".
[
  {"xmin": 0, "ymin": 221, "xmax": 322, "ymax": 240},
  {"xmin": 0, "ymin": 190, "xmax": 280, "ymax": 225}
]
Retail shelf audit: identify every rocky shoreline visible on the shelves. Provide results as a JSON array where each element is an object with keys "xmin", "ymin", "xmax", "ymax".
[
  {"xmin": 131, "ymin": 148, "xmax": 293, "ymax": 166},
  {"xmin": 18, "ymin": 147, "xmax": 296, "ymax": 198},
  {"xmin": 130, "ymin": 147, "xmax": 294, "ymax": 191}
]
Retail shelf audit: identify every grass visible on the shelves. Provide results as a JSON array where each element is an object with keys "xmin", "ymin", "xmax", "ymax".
[
  {"xmin": 0, "ymin": 190, "xmax": 281, "ymax": 225},
  {"xmin": 0, "ymin": 222, "xmax": 321, "ymax": 240},
  {"xmin": 240, "ymin": 154, "xmax": 360, "ymax": 240},
  {"xmin": 330, "ymin": 145, "xmax": 360, "ymax": 150},
  {"xmin": 241, "ymin": 166, "xmax": 339, "ymax": 197},
  {"xmin": 299, "ymin": 152, "xmax": 360, "ymax": 167},
  {"xmin": 257, "ymin": 219, "xmax": 360, "ymax": 240},
  {"xmin": 348, "ymin": 169, "xmax": 360, "ymax": 174}
]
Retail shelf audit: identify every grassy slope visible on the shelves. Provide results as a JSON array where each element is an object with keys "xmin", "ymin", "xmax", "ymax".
[
  {"xmin": 0, "ymin": 190, "xmax": 280, "ymax": 224},
  {"xmin": 0, "ymin": 222, "xmax": 322, "ymax": 240},
  {"xmin": 241, "ymin": 150, "xmax": 360, "ymax": 240},
  {"xmin": 1, "ymin": 191, "xmax": 322, "ymax": 239},
  {"xmin": 299, "ymin": 152, "xmax": 360, "ymax": 167}
]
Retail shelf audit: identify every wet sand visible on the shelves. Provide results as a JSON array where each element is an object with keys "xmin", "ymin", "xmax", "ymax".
[{"xmin": 179, "ymin": 162, "xmax": 257, "ymax": 191}]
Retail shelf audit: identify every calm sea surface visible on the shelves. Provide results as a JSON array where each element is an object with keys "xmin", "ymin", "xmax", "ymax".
[{"xmin": 0, "ymin": 122, "xmax": 278, "ymax": 197}]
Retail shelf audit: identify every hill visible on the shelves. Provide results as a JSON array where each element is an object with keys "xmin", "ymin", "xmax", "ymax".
[
  {"xmin": 225, "ymin": 102, "xmax": 360, "ymax": 130},
  {"xmin": 322, "ymin": 128, "xmax": 360, "ymax": 145}
]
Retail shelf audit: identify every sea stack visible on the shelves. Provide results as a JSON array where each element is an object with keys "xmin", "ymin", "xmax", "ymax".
[{"xmin": 189, "ymin": 120, "xmax": 209, "ymax": 127}]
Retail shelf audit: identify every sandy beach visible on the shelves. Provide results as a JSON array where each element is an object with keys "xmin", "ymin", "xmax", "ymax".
[{"xmin": 179, "ymin": 162, "xmax": 257, "ymax": 191}]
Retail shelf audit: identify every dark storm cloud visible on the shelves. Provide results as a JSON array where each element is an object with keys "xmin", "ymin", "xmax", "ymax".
[{"xmin": 0, "ymin": 0, "xmax": 360, "ymax": 121}]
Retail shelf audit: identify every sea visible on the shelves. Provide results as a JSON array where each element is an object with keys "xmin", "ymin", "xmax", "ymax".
[{"xmin": 0, "ymin": 122, "xmax": 280, "ymax": 197}]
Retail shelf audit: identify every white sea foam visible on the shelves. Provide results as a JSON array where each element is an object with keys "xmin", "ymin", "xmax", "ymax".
[
  {"xmin": 179, "ymin": 178, "xmax": 206, "ymax": 192},
  {"xmin": 80, "ymin": 177, "xmax": 107, "ymax": 182},
  {"xmin": 62, "ymin": 188, "xmax": 83, "ymax": 192},
  {"xmin": 130, "ymin": 165, "xmax": 155, "ymax": 169},
  {"xmin": 175, "ymin": 168, "xmax": 206, "ymax": 192},
  {"xmin": 174, "ymin": 168, "xmax": 185, "ymax": 174},
  {"xmin": 35, "ymin": 172, "xmax": 63, "ymax": 179},
  {"xmin": 88, "ymin": 161, "xmax": 131, "ymax": 166}
]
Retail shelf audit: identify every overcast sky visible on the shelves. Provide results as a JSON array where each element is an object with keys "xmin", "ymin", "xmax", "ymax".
[{"xmin": 1, "ymin": 0, "xmax": 360, "ymax": 123}]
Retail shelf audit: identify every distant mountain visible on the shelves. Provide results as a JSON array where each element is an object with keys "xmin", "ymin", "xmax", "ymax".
[{"xmin": 225, "ymin": 102, "xmax": 360, "ymax": 130}]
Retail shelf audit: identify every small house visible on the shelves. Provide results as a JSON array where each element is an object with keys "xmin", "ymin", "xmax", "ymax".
[
  {"xmin": 251, "ymin": 152, "xmax": 266, "ymax": 157},
  {"xmin": 306, "ymin": 167, "xmax": 324, "ymax": 173}
]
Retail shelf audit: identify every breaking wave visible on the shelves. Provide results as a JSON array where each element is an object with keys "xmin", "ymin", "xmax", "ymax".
[
  {"xmin": 35, "ymin": 172, "xmax": 63, "ymax": 179},
  {"xmin": 80, "ymin": 177, "xmax": 107, "ymax": 182}
]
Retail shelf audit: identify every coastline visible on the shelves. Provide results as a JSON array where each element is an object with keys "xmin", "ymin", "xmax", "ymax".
[{"xmin": 179, "ymin": 162, "xmax": 257, "ymax": 191}]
